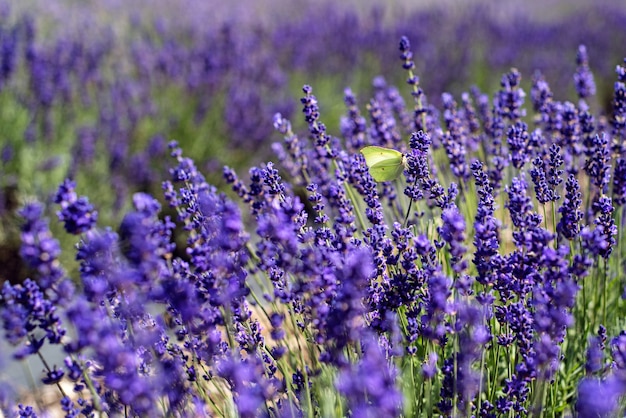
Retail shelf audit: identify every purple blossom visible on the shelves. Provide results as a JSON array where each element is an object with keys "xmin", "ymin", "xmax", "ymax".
[
  {"xmin": 341, "ymin": 88, "xmax": 367, "ymax": 152},
  {"xmin": 0, "ymin": 279, "xmax": 66, "ymax": 359},
  {"xmin": 574, "ymin": 45, "xmax": 596, "ymax": 101},
  {"xmin": 612, "ymin": 157, "xmax": 626, "ymax": 206},
  {"xmin": 118, "ymin": 193, "xmax": 174, "ymax": 291},
  {"xmin": 438, "ymin": 205, "xmax": 467, "ymax": 273},
  {"xmin": 399, "ymin": 36, "xmax": 427, "ymax": 133},
  {"xmin": 531, "ymin": 71, "xmax": 553, "ymax": 126},
  {"xmin": 60, "ymin": 396, "xmax": 80, "ymax": 417},
  {"xmin": 471, "ymin": 160, "xmax": 500, "ymax": 285},
  {"xmin": 582, "ymin": 196, "xmax": 617, "ymax": 260},
  {"xmin": 584, "ymin": 133, "xmax": 611, "ymax": 193},
  {"xmin": 530, "ymin": 156, "xmax": 555, "ymax": 204},
  {"xmin": 506, "ymin": 121, "xmax": 531, "ymax": 169},
  {"xmin": 453, "ymin": 302, "xmax": 491, "ymax": 409},
  {"xmin": 319, "ymin": 247, "xmax": 374, "ymax": 363},
  {"xmin": 441, "ymin": 92, "xmax": 470, "ymax": 181},
  {"xmin": 575, "ymin": 375, "xmax": 625, "ymax": 417},
  {"xmin": 75, "ymin": 228, "xmax": 119, "ymax": 302},
  {"xmin": 54, "ymin": 179, "xmax": 98, "ymax": 235},
  {"xmin": 422, "ymin": 352, "xmax": 438, "ymax": 379},
  {"xmin": 496, "ymin": 67, "xmax": 526, "ymax": 122},
  {"xmin": 18, "ymin": 203, "xmax": 71, "ymax": 301},
  {"xmin": 335, "ymin": 335, "xmax": 402, "ymax": 417},
  {"xmin": 17, "ymin": 404, "xmax": 37, "ymax": 417},
  {"xmin": 585, "ymin": 336, "xmax": 605, "ymax": 375},
  {"xmin": 367, "ymin": 84, "xmax": 402, "ymax": 149},
  {"xmin": 556, "ymin": 174, "xmax": 583, "ymax": 240},
  {"xmin": 218, "ymin": 355, "xmax": 271, "ymax": 418},
  {"xmin": 559, "ymin": 102, "xmax": 582, "ymax": 172},
  {"xmin": 611, "ymin": 78, "xmax": 626, "ymax": 143},
  {"xmin": 546, "ymin": 144, "xmax": 564, "ymax": 193}
]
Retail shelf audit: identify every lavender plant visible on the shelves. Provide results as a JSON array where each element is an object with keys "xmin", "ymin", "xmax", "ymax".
[{"xmin": 3, "ymin": 10, "xmax": 626, "ymax": 417}]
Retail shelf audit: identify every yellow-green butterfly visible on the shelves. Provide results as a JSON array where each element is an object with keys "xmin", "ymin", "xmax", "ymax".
[{"xmin": 360, "ymin": 146, "xmax": 407, "ymax": 182}]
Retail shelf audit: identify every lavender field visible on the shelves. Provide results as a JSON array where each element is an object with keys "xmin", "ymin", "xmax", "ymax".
[{"xmin": 2, "ymin": 0, "xmax": 626, "ymax": 416}]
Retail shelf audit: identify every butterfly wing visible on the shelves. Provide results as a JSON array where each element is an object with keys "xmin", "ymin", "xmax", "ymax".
[
  {"xmin": 361, "ymin": 146, "xmax": 405, "ymax": 182},
  {"xmin": 360, "ymin": 146, "xmax": 403, "ymax": 167},
  {"xmin": 369, "ymin": 158, "xmax": 405, "ymax": 182}
]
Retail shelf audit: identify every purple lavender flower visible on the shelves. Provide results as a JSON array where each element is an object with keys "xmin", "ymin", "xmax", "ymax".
[
  {"xmin": 582, "ymin": 196, "xmax": 617, "ymax": 260},
  {"xmin": 398, "ymin": 36, "xmax": 415, "ymax": 72},
  {"xmin": 367, "ymin": 98, "xmax": 401, "ymax": 149},
  {"xmin": 438, "ymin": 205, "xmax": 467, "ymax": 273},
  {"xmin": 18, "ymin": 203, "xmax": 72, "ymax": 301},
  {"xmin": 452, "ymin": 302, "xmax": 491, "ymax": 410},
  {"xmin": 506, "ymin": 121, "xmax": 531, "ymax": 169},
  {"xmin": 75, "ymin": 228, "xmax": 119, "ymax": 302},
  {"xmin": 368, "ymin": 79, "xmax": 404, "ymax": 150},
  {"xmin": 218, "ymin": 355, "xmax": 271, "ymax": 418},
  {"xmin": 301, "ymin": 84, "xmax": 326, "ymax": 146},
  {"xmin": 574, "ymin": 45, "xmax": 596, "ymax": 101},
  {"xmin": 611, "ymin": 332, "xmax": 626, "ymax": 370},
  {"xmin": 54, "ymin": 179, "xmax": 98, "ymax": 235},
  {"xmin": 580, "ymin": 108, "xmax": 596, "ymax": 158},
  {"xmin": 495, "ymin": 299, "xmax": 534, "ymax": 414},
  {"xmin": 585, "ymin": 336, "xmax": 604, "ymax": 375},
  {"xmin": 530, "ymin": 156, "xmax": 555, "ymax": 204},
  {"xmin": 335, "ymin": 335, "xmax": 402, "ymax": 417},
  {"xmin": 0, "ymin": 25, "xmax": 17, "ymax": 89},
  {"xmin": 584, "ymin": 133, "xmax": 611, "ymax": 193},
  {"xmin": 575, "ymin": 375, "xmax": 625, "ymax": 417},
  {"xmin": 403, "ymin": 131, "xmax": 429, "ymax": 203},
  {"xmin": 399, "ymin": 36, "xmax": 427, "ymax": 133},
  {"xmin": 422, "ymin": 268, "xmax": 453, "ymax": 342},
  {"xmin": 531, "ymin": 245, "xmax": 578, "ymax": 381},
  {"xmin": 403, "ymin": 131, "xmax": 451, "ymax": 210},
  {"xmin": 546, "ymin": 143, "xmax": 564, "ymax": 194},
  {"xmin": 441, "ymin": 92, "xmax": 470, "ymax": 181},
  {"xmin": 349, "ymin": 155, "xmax": 385, "ymax": 226},
  {"xmin": 341, "ymin": 88, "xmax": 367, "ymax": 152},
  {"xmin": 472, "ymin": 160, "xmax": 500, "ymax": 286},
  {"xmin": 1, "ymin": 279, "xmax": 66, "ymax": 359},
  {"xmin": 506, "ymin": 175, "xmax": 555, "ymax": 257},
  {"xmin": 613, "ymin": 157, "xmax": 626, "ymax": 206},
  {"xmin": 506, "ymin": 176, "xmax": 535, "ymax": 230},
  {"xmin": 497, "ymin": 67, "xmax": 526, "ymax": 122},
  {"xmin": 422, "ymin": 352, "xmax": 438, "ymax": 379},
  {"xmin": 556, "ymin": 174, "xmax": 583, "ymax": 240},
  {"xmin": 41, "ymin": 365, "xmax": 64, "ymax": 385},
  {"xmin": 319, "ymin": 247, "xmax": 374, "ymax": 363},
  {"xmin": 60, "ymin": 396, "xmax": 80, "ymax": 417},
  {"xmin": 118, "ymin": 193, "xmax": 174, "ymax": 291},
  {"xmin": 611, "ymin": 77, "xmax": 626, "ymax": 145},
  {"xmin": 17, "ymin": 404, "xmax": 37, "ymax": 417},
  {"xmin": 559, "ymin": 102, "xmax": 582, "ymax": 172},
  {"xmin": 271, "ymin": 112, "xmax": 309, "ymax": 186},
  {"xmin": 531, "ymin": 71, "xmax": 553, "ymax": 126}
]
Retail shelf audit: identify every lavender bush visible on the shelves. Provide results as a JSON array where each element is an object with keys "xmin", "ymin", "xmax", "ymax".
[
  {"xmin": 2, "ymin": 27, "xmax": 626, "ymax": 415},
  {"xmin": 3, "ymin": 0, "xmax": 626, "ymax": 415}
]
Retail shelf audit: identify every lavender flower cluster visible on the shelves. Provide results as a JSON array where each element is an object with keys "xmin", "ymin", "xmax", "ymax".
[{"xmin": 2, "ymin": 15, "xmax": 626, "ymax": 418}]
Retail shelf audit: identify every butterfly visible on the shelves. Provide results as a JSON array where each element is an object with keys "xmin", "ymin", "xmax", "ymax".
[{"xmin": 360, "ymin": 146, "xmax": 407, "ymax": 182}]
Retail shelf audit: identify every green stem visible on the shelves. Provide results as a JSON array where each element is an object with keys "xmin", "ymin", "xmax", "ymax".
[
  {"xmin": 602, "ymin": 257, "xmax": 608, "ymax": 326},
  {"xmin": 288, "ymin": 312, "xmax": 314, "ymax": 418}
]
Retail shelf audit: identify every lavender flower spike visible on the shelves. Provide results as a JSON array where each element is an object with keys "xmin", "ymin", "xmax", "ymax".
[
  {"xmin": 556, "ymin": 174, "xmax": 583, "ymax": 240},
  {"xmin": 54, "ymin": 178, "xmax": 98, "ymax": 235},
  {"xmin": 574, "ymin": 45, "xmax": 596, "ymax": 101}
]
